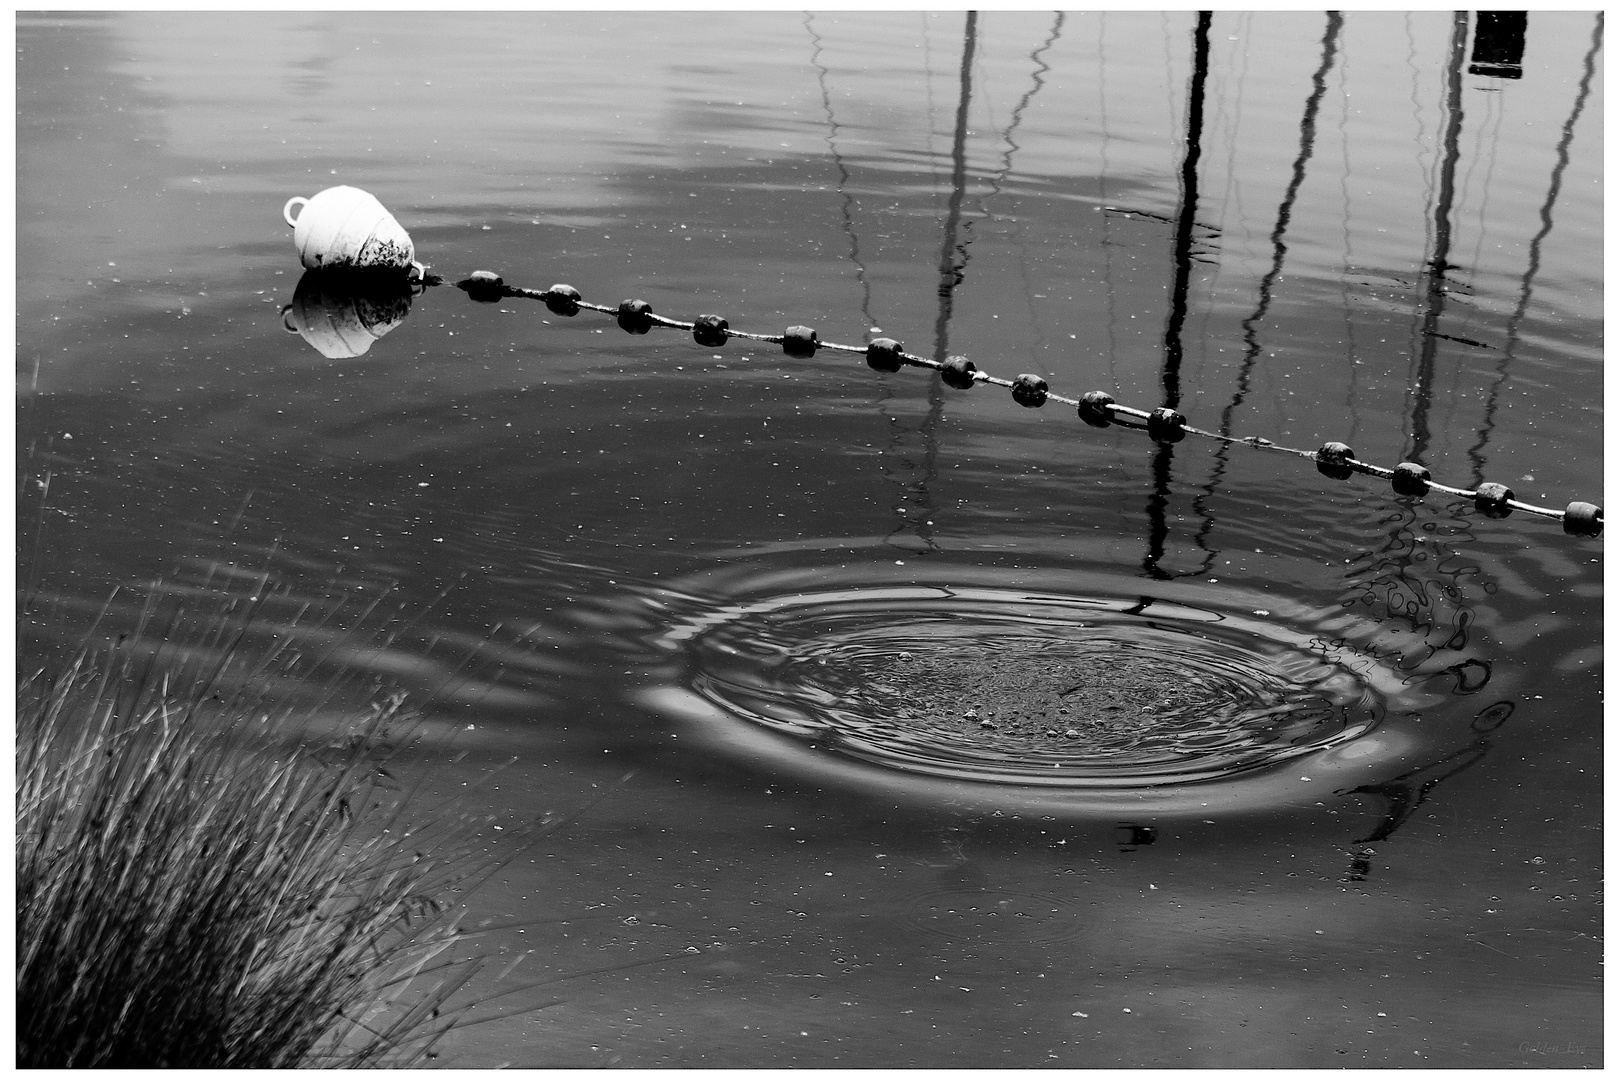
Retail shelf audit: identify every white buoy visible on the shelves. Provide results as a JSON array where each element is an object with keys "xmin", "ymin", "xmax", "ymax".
[{"xmin": 282, "ymin": 185, "xmax": 418, "ymax": 273}]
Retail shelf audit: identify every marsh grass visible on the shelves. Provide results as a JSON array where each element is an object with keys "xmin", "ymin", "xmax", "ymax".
[{"xmin": 15, "ymin": 589, "xmax": 516, "ymax": 1068}]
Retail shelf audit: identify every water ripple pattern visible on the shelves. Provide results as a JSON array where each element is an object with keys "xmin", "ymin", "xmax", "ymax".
[
  {"xmin": 637, "ymin": 560, "xmax": 1493, "ymax": 819},
  {"xmin": 671, "ymin": 582, "xmax": 1377, "ymax": 785}
]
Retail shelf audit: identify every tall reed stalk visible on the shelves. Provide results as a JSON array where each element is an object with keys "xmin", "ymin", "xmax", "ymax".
[{"xmin": 16, "ymin": 617, "xmax": 487, "ymax": 1067}]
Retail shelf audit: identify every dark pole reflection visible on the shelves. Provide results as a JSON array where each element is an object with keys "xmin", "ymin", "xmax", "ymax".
[
  {"xmin": 902, "ymin": 9, "xmax": 979, "ymax": 556},
  {"xmin": 930, "ymin": 9, "xmax": 980, "ymax": 368},
  {"xmin": 870, "ymin": 11, "xmax": 978, "ymax": 555},
  {"xmin": 1340, "ymin": 700, "xmax": 1514, "ymax": 879},
  {"xmin": 1406, "ymin": 11, "xmax": 1469, "ymax": 466},
  {"xmin": 1470, "ymin": 12, "xmax": 1602, "ymax": 486},
  {"xmin": 981, "ymin": 12, "xmax": 1064, "ymax": 207},
  {"xmin": 1097, "ymin": 16, "xmax": 1122, "ymax": 390},
  {"xmin": 1340, "ymin": 11, "xmax": 1499, "ymax": 862},
  {"xmin": 1142, "ymin": 10, "xmax": 1210, "ymax": 580},
  {"xmin": 1182, "ymin": 11, "xmax": 1344, "ymax": 578},
  {"xmin": 805, "ymin": 12, "xmax": 876, "ymax": 331},
  {"xmin": 805, "ymin": 13, "xmax": 927, "ymax": 555},
  {"xmin": 1230, "ymin": 11, "xmax": 1343, "ymax": 422},
  {"xmin": 1159, "ymin": 9, "xmax": 1211, "ymax": 412},
  {"xmin": 1337, "ymin": 494, "xmax": 1493, "ymax": 870},
  {"xmin": 973, "ymin": 11, "xmax": 1064, "ymax": 369}
]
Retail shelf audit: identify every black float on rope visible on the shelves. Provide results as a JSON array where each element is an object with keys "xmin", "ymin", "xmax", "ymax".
[
  {"xmin": 616, "ymin": 299, "xmax": 655, "ymax": 335},
  {"xmin": 782, "ymin": 325, "xmax": 820, "ymax": 359},
  {"xmin": 692, "ymin": 314, "xmax": 730, "ymax": 347},
  {"xmin": 1147, "ymin": 408, "xmax": 1187, "ymax": 446},
  {"xmin": 435, "ymin": 269, "xmax": 1606, "ymax": 539},
  {"xmin": 940, "ymin": 355, "xmax": 978, "ymax": 390},
  {"xmin": 446, "ymin": 271, "xmax": 1604, "ymax": 538},
  {"xmin": 1077, "ymin": 391, "xmax": 1116, "ymax": 429},
  {"xmin": 865, "ymin": 338, "xmax": 905, "ymax": 373},
  {"xmin": 1390, "ymin": 461, "xmax": 1432, "ymax": 498},
  {"xmin": 279, "ymin": 186, "xmax": 1602, "ymax": 539},
  {"xmin": 1315, "ymin": 442, "xmax": 1357, "ymax": 481},
  {"xmin": 1011, "ymin": 374, "xmax": 1049, "ymax": 408},
  {"xmin": 1563, "ymin": 502, "xmax": 1602, "ymax": 537},
  {"xmin": 544, "ymin": 284, "xmax": 582, "ymax": 316},
  {"xmin": 1473, "ymin": 482, "xmax": 1516, "ymax": 519}
]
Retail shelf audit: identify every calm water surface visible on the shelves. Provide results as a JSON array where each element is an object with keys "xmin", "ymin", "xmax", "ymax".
[{"xmin": 17, "ymin": 11, "xmax": 1603, "ymax": 1068}]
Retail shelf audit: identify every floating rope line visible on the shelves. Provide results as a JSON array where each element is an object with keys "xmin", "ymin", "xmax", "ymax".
[{"xmin": 423, "ymin": 268, "xmax": 1600, "ymax": 538}]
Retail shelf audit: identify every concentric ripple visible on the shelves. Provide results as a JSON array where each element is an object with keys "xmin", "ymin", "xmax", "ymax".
[
  {"xmin": 667, "ymin": 584, "xmax": 1378, "ymax": 786},
  {"xmin": 635, "ymin": 560, "xmax": 1497, "ymax": 818}
]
